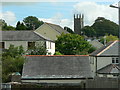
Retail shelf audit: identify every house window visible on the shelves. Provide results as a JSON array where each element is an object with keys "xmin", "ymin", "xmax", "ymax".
[
  {"xmin": 112, "ymin": 57, "xmax": 119, "ymax": 64},
  {"xmin": 112, "ymin": 58, "xmax": 115, "ymax": 63},
  {"xmin": 28, "ymin": 42, "xmax": 35, "ymax": 49},
  {"xmin": 0, "ymin": 42, "xmax": 5, "ymax": 49},
  {"xmin": 116, "ymin": 58, "xmax": 119, "ymax": 63}
]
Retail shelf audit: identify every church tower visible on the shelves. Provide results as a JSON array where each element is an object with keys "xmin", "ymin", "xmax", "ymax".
[{"xmin": 74, "ymin": 14, "xmax": 84, "ymax": 35}]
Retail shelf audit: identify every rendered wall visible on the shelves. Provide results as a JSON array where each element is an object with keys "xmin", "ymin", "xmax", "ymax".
[{"xmin": 4, "ymin": 41, "xmax": 28, "ymax": 51}]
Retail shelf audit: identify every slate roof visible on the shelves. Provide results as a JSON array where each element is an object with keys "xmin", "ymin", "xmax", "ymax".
[
  {"xmin": 89, "ymin": 40, "xmax": 103, "ymax": 49},
  {"xmin": 97, "ymin": 64, "xmax": 120, "ymax": 74},
  {"xmin": 1, "ymin": 31, "xmax": 51, "ymax": 41},
  {"xmin": 90, "ymin": 40, "xmax": 119, "ymax": 56},
  {"xmin": 35, "ymin": 23, "xmax": 69, "ymax": 41},
  {"xmin": 22, "ymin": 55, "xmax": 93, "ymax": 80},
  {"xmin": 46, "ymin": 23, "xmax": 68, "ymax": 34}
]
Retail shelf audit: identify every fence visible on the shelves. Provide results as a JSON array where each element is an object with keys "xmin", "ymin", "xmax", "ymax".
[{"xmin": 85, "ymin": 77, "xmax": 118, "ymax": 89}]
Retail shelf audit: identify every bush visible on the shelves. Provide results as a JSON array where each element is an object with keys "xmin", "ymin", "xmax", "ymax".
[
  {"xmin": 26, "ymin": 45, "xmax": 47, "ymax": 55},
  {"xmin": 2, "ymin": 45, "xmax": 25, "ymax": 83}
]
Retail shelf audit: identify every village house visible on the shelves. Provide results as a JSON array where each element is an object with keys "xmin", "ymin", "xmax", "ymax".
[
  {"xmin": 0, "ymin": 31, "xmax": 55, "ymax": 55},
  {"xmin": 34, "ymin": 22, "xmax": 69, "ymax": 41},
  {"xmin": 21, "ymin": 55, "xmax": 93, "ymax": 84},
  {"xmin": 89, "ymin": 40, "xmax": 104, "ymax": 49},
  {"xmin": 89, "ymin": 40, "xmax": 119, "ymax": 77}
]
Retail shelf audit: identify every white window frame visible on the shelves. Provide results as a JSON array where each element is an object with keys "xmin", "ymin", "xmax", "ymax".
[{"xmin": 112, "ymin": 57, "xmax": 119, "ymax": 64}]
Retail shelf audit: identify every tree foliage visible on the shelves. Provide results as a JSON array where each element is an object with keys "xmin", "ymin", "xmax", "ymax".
[
  {"xmin": 64, "ymin": 26, "xmax": 74, "ymax": 34},
  {"xmin": 54, "ymin": 51, "xmax": 63, "ymax": 55},
  {"xmin": 2, "ymin": 45, "xmax": 25, "ymax": 82},
  {"xmin": 55, "ymin": 33, "xmax": 95, "ymax": 55},
  {"xmin": 81, "ymin": 26, "xmax": 96, "ymax": 37},
  {"xmin": 16, "ymin": 21, "xmax": 27, "ymax": 30},
  {"xmin": 23, "ymin": 16, "xmax": 44, "ymax": 30},
  {"xmin": 92, "ymin": 17, "xmax": 119, "ymax": 37},
  {"xmin": 0, "ymin": 19, "xmax": 15, "ymax": 30},
  {"xmin": 100, "ymin": 34, "xmax": 118, "ymax": 44},
  {"xmin": 27, "ymin": 45, "xmax": 47, "ymax": 55}
]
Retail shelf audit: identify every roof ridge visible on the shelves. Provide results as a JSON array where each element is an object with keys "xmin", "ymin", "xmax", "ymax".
[
  {"xmin": 97, "ymin": 40, "xmax": 118, "ymax": 56},
  {"xmin": 45, "ymin": 22, "xmax": 65, "ymax": 34},
  {"xmin": 45, "ymin": 22, "xmax": 60, "ymax": 26},
  {"xmin": 2, "ymin": 30, "xmax": 34, "ymax": 31},
  {"xmin": 24, "ymin": 55, "xmax": 89, "ymax": 57}
]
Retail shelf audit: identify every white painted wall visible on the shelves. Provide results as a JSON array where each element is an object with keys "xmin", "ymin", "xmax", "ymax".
[
  {"xmin": 90, "ymin": 56, "xmax": 113, "ymax": 77},
  {"xmin": 46, "ymin": 41, "xmax": 55, "ymax": 55},
  {"xmin": 3, "ymin": 40, "xmax": 55, "ymax": 55},
  {"xmin": 89, "ymin": 56, "xmax": 96, "ymax": 76},
  {"xmin": 98, "ymin": 74, "xmax": 114, "ymax": 78},
  {"xmin": 97, "ymin": 57, "xmax": 112, "ymax": 70}
]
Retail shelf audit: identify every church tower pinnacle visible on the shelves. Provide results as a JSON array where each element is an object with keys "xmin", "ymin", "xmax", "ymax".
[{"xmin": 74, "ymin": 14, "xmax": 84, "ymax": 35}]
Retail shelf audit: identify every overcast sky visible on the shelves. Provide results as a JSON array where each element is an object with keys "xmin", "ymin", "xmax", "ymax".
[{"xmin": 0, "ymin": 0, "xmax": 118, "ymax": 30}]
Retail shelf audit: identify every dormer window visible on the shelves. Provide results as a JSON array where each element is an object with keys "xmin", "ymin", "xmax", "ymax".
[{"xmin": 112, "ymin": 58, "xmax": 119, "ymax": 64}]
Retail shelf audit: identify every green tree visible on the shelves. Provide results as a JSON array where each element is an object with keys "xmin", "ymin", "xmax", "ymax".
[
  {"xmin": 4, "ymin": 25, "xmax": 16, "ymax": 30},
  {"xmin": 3, "ymin": 45, "xmax": 25, "ymax": 58},
  {"xmin": 92, "ymin": 17, "xmax": 119, "ymax": 37},
  {"xmin": 81, "ymin": 26, "xmax": 96, "ymax": 37},
  {"xmin": 55, "ymin": 33, "xmax": 94, "ymax": 55},
  {"xmin": 0, "ymin": 19, "xmax": 7, "ymax": 30},
  {"xmin": 88, "ymin": 46, "xmax": 96, "ymax": 53},
  {"xmin": 23, "ymin": 16, "xmax": 44, "ymax": 30},
  {"xmin": 16, "ymin": 21, "xmax": 27, "ymax": 30},
  {"xmin": 54, "ymin": 51, "xmax": 63, "ymax": 55},
  {"xmin": 2, "ymin": 45, "xmax": 25, "ymax": 82},
  {"xmin": 64, "ymin": 26, "xmax": 74, "ymax": 34},
  {"xmin": 0, "ymin": 19, "xmax": 15, "ymax": 30},
  {"xmin": 100, "ymin": 34, "xmax": 118, "ymax": 44}
]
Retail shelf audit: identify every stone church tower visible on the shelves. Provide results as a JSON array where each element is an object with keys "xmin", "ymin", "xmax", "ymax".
[{"xmin": 74, "ymin": 14, "xmax": 84, "ymax": 35}]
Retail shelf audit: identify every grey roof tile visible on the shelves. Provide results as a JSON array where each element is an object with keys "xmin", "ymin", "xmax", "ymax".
[
  {"xmin": 90, "ymin": 41, "xmax": 119, "ymax": 56},
  {"xmin": 22, "ymin": 55, "xmax": 93, "ymax": 79},
  {"xmin": 35, "ymin": 23, "xmax": 69, "ymax": 41},
  {"xmin": 46, "ymin": 23, "xmax": 69, "ymax": 34},
  {"xmin": 89, "ymin": 40, "xmax": 104, "ymax": 49},
  {"xmin": 97, "ymin": 64, "xmax": 120, "ymax": 74},
  {"xmin": 1, "ymin": 31, "xmax": 49, "ymax": 41}
]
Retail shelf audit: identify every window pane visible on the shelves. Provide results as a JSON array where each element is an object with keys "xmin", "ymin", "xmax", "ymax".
[
  {"xmin": 112, "ymin": 60, "xmax": 115, "ymax": 63},
  {"xmin": 28, "ymin": 42, "xmax": 35, "ymax": 49},
  {"xmin": 116, "ymin": 60, "xmax": 119, "ymax": 63},
  {"xmin": 112, "ymin": 58, "xmax": 115, "ymax": 63},
  {"xmin": 116, "ymin": 58, "xmax": 119, "ymax": 63}
]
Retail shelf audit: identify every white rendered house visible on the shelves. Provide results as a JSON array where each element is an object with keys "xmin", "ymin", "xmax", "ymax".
[
  {"xmin": 89, "ymin": 40, "xmax": 119, "ymax": 77},
  {"xmin": 1, "ymin": 31, "xmax": 55, "ymax": 55}
]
